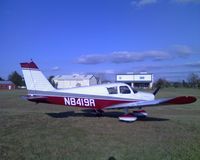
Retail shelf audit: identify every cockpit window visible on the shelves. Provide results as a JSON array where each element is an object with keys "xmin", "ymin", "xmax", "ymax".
[
  {"xmin": 107, "ymin": 87, "xmax": 118, "ymax": 94},
  {"xmin": 119, "ymin": 86, "xmax": 131, "ymax": 94}
]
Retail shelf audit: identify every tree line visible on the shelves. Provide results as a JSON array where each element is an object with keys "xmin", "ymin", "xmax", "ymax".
[
  {"xmin": 154, "ymin": 73, "xmax": 200, "ymax": 89},
  {"xmin": 1, "ymin": 71, "xmax": 200, "ymax": 89},
  {"xmin": 0, "ymin": 71, "xmax": 25, "ymax": 88}
]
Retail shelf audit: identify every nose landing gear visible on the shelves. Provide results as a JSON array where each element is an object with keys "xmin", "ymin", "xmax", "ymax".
[{"xmin": 119, "ymin": 113, "xmax": 137, "ymax": 122}]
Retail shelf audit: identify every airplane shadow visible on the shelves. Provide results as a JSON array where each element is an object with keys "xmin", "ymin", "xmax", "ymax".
[
  {"xmin": 46, "ymin": 109, "xmax": 169, "ymax": 122},
  {"xmin": 137, "ymin": 117, "xmax": 169, "ymax": 122}
]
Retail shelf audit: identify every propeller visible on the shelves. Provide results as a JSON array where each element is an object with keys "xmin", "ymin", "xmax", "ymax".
[{"xmin": 153, "ymin": 86, "xmax": 161, "ymax": 95}]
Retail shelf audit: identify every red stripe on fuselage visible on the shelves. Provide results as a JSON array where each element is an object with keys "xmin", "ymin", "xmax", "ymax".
[{"xmin": 28, "ymin": 95, "xmax": 136, "ymax": 109}]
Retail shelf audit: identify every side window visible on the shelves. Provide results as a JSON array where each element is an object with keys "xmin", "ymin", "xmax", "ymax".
[
  {"xmin": 120, "ymin": 86, "xmax": 131, "ymax": 94},
  {"xmin": 107, "ymin": 87, "xmax": 118, "ymax": 94}
]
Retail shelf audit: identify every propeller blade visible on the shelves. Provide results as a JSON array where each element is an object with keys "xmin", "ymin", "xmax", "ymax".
[{"xmin": 153, "ymin": 86, "xmax": 161, "ymax": 95}]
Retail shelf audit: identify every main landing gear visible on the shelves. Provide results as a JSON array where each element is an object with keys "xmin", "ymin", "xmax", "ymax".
[
  {"xmin": 119, "ymin": 109, "xmax": 148, "ymax": 122},
  {"xmin": 94, "ymin": 109, "xmax": 104, "ymax": 116},
  {"xmin": 133, "ymin": 110, "xmax": 148, "ymax": 118}
]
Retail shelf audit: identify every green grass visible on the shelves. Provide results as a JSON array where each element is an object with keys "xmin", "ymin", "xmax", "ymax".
[{"xmin": 0, "ymin": 88, "xmax": 200, "ymax": 160}]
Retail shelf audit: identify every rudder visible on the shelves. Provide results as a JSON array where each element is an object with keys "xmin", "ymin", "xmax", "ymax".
[{"xmin": 20, "ymin": 61, "xmax": 55, "ymax": 91}]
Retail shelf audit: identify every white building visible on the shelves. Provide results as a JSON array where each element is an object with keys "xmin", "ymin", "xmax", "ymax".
[
  {"xmin": 53, "ymin": 74, "xmax": 97, "ymax": 89},
  {"xmin": 116, "ymin": 72, "xmax": 153, "ymax": 89}
]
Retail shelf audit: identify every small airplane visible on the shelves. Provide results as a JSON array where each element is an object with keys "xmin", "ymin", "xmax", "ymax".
[{"xmin": 20, "ymin": 61, "xmax": 197, "ymax": 122}]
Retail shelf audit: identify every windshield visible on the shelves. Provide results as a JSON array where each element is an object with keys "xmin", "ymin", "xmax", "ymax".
[{"xmin": 119, "ymin": 86, "xmax": 131, "ymax": 94}]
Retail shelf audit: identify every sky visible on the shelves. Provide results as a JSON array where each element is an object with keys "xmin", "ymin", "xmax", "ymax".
[{"xmin": 0, "ymin": 0, "xmax": 200, "ymax": 81}]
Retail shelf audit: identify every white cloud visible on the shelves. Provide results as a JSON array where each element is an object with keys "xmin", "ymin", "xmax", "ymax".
[
  {"xmin": 172, "ymin": 0, "xmax": 200, "ymax": 4},
  {"xmin": 185, "ymin": 61, "xmax": 200, "ymax": 67},
  {"xmin": 131, "ymin": 0, "xmax": 157, "ymax": 7},
  {"xmin": 143, "ymin": 61, "xmax": 200, "ymax": 70},
  {"xmin": 51, "ymin": 66, "xmax": 60, "ymax": 71},
  {"xmin": 171, "ymin": 45, "xmax": 193, "ymax": 57},
  {"xmin": 131, "ymin": 0, "xmax": 200, "ymax": 7},
  {"xmin": 76, "ymin": 50, "xmax": 171, "ymax": 64},
  {"xmin": 77, "ymin": 54, "xmax": 106, "ymax": 64},
  {"xmin": 143, "ymin": 50, "xmax": 171, "ymax": 60},
  {"xmin": 111, "ymin": 51, "xmax": 142, "ymax": 63},
  {"xmin": 76, "ymin": 45, "xmax": 197, "ymax": 65},
  {"xmin": 111, "ymin": 50, "xmax": 170, "ymax": 63},
  {"xmin": 104, "ymin": 69, "xmax": 115, "ymax": 74}
]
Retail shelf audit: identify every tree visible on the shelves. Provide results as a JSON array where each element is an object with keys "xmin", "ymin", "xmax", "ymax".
[
  {"xmin": 182, "ymin": 80, "xmax": 188, "ymax": 88},
  {"xmin": 173, "ymin": 82, "xmax": 182, "ymax": 88},
  {"xmin": 8, "ymin": 71, "xmax": 23, "ymax": 87},
  {"xmin": 0, "ymin": 77, "xmax": 4, "ymax": 81},
  {"xmin": 154, "ymin": 78, "xmax": 170, "ymax": 88},
  {"xmin": 187, "ymin": 73, "xmax": 199, "ymax": 88}
]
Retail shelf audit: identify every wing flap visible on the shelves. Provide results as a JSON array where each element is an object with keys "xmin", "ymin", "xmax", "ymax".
[{"xmin": 106, "ymin": 96, "xmax": 197, "ymax": 110}]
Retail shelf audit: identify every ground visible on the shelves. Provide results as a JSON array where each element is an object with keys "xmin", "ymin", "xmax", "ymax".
[{"xmin": 0, "ymin": 88, "xmax": 200, "ymax": 160}]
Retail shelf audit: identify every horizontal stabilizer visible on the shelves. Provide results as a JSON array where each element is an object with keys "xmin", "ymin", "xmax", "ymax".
[{"xmin": 22, "ymin": 95, "xmax": 49, "ymax": 103}]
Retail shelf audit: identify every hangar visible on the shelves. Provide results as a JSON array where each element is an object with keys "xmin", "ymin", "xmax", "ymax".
[
  {"xmin": 53, "ymin": 74, "xmax": 97, "ymax": 89},
  {"xmin": 0, "ymin": 81, "xmax": 15, "ymax": 90},
  {"xmin": 116, "ymin": 72, "xmax": 153, "ymax": 89}
]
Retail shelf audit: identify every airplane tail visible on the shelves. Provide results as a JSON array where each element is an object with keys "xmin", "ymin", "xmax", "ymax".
[{"xmin": 20, "ymin": 61, "xmax": 55, "ymax": 92}]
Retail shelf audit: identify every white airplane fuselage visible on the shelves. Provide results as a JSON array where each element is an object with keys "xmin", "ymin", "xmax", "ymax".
[{"xmin": 27, "ymin": 83, "xmax": 155, "ymax": 110}]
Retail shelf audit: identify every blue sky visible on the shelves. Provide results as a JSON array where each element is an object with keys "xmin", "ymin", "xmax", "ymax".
[{"xmin": 0, "ymin": 0, "xmax": 200, "ymax": 81}]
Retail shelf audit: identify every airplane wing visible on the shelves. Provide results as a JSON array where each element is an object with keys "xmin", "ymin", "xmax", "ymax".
[{"xmin": 106, "ymin": 96, "xmax": 197, "ymax": 110}]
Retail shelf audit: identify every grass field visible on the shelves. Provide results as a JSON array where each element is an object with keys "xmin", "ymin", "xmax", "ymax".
[{"xmin": 0, "ymin": 88, "xmax": 200, "ymax": 160}]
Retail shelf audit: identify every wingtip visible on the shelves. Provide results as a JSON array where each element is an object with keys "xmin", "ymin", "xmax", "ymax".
[
  {"xmin": 187, "ymin": 96, "xmax": 197, "ymax": 103},
  {"xmin": 168, "ymin": 96, "xmax": 197, "ymax": 105}
]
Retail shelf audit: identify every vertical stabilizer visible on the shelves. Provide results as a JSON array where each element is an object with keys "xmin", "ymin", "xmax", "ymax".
[{"xmin": 20, "ymin": 61, "xmax": 55, "ymax": 91}]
